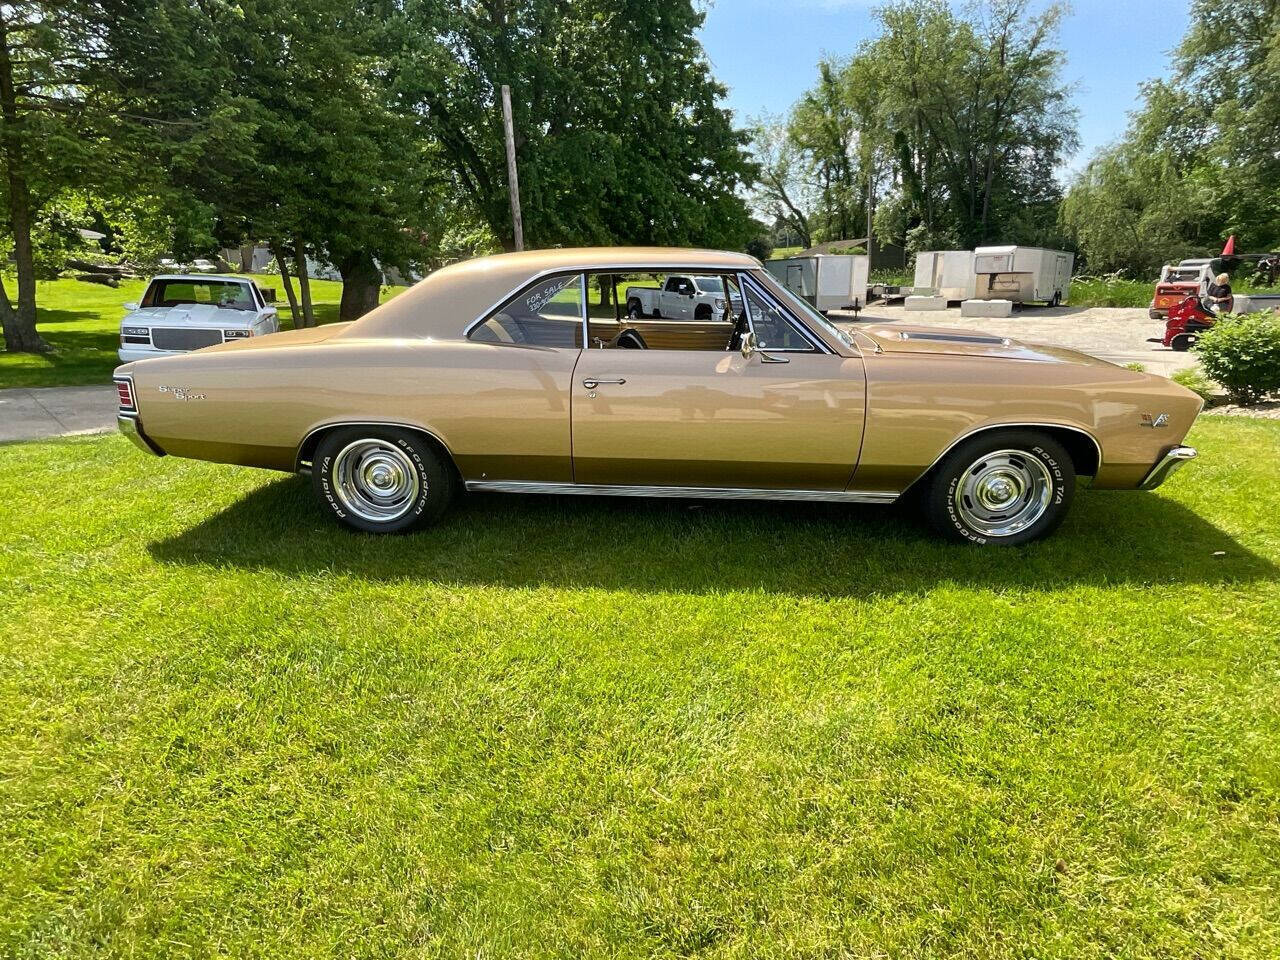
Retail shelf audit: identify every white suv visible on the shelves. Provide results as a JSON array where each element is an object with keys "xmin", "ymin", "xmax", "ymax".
[{"xmin": 119, "ymin": 275, "xmax": 280, "ymax": 363}]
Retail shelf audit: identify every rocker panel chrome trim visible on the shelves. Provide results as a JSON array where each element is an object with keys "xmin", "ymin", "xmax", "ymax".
[{"xmin": 464, "ymin": 480, "xmax": 898, "ymax": 504}]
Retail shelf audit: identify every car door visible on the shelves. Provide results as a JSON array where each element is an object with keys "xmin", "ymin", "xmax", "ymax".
[{"xmin": 571, "ymin": 276, "xmax": 866, "ymax": 490}]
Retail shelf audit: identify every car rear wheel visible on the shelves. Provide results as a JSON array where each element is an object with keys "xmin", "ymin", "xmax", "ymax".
[
  {"xmin": 312, "ymin": 426, "xmax": 455, "ymax": 533},
  {"xmin": 924, "ymin": 430, "xmax": 1075, "ymax": 546}
]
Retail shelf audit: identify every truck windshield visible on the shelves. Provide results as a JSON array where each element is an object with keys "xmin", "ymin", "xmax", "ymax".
[{"xmin": 142, "ymin": 279, "xmax": 257, "ymax": 310}]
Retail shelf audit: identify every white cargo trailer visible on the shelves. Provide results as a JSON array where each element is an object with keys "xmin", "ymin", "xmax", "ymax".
[
  {"xmin": 765, "ymin": 254, "xmax": 869, "ymax": 312},
  {"xmin": 972, "ymin": 246, "xmax": 1073, "ymax": 305},
  {"xmin": 913, "ymin": 250, "xmax": 977, "ymax": 301}
]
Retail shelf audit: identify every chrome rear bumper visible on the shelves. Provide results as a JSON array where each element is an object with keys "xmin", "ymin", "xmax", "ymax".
[
  {"xmin": 118, "ymin": 414, "xmax": 164, "ymax": 457},
  {"xmin": 1140, "ymin": 445, "xmax": 1196, "ymax": 490}
]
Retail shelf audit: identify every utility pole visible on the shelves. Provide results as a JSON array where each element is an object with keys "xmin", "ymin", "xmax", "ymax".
[
  {"xmin": 865, "ymin": 158, "xmax": 875, "ymax": 266},
  {"xmin": 501, "ymin": 84, "xmax": 524, "ymax": 252}
]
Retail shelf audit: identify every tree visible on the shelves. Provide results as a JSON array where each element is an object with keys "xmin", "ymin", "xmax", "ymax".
[
  {"xmin": 0, "ymin": 2, "xmax": 97, "ymax": 351},
  {"xmin": 398, "ymin": 0, "xmax": 757, "ymax": 251},
  {"xmin": 758, "ymin": 0, "xmax": 1077, "ymax": 257},
  {"xmin": 1061, "ymin": 0, "xmax": 1280, "ymax": 274},
  {"xmin": 749, "ymin": 118, "xmax": 817, "ymax": 250}
]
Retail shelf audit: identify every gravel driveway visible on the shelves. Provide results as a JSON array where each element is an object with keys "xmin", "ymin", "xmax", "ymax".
[{"xmin": 834, "ymin": 303, "xmax": 1195, "ymax": 377}]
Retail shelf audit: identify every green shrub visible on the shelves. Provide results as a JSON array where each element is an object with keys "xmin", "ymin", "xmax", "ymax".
[
  {"xmin": 1171, "ymin": 366, "xmax": 1216, "ymax": 403},
  {"xmin": 1195, "ymin": 311, "xmax": 1280, "ymax": 404},
  {"xmin": 1123, "ymin": 361, "xmax": 1147, "ymax": 372},
  {"xmin": 1068, "ymin": 276, "xmax": 1153, "ymax": 308}
]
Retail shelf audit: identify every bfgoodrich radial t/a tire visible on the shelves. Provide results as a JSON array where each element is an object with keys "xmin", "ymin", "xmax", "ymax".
[
  {"xmin": 924, "ymin": 430, "xmax": 1076, "ymax": 546},
  {"xmin": 312, "ymin": 426, "xmax": 455, "ymax": 533}
]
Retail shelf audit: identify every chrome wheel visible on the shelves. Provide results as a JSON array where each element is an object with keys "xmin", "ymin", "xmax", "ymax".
[
  {"xmin": 954, "ymin": 448, "xmax": 1053, "ymax": 538},
  {"xmin": 331, "ymin": 439, "xmax": 421, "ymax": 523}
]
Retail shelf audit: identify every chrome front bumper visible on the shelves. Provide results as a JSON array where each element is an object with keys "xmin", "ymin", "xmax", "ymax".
[
  {"xmin": 118, "ymin": 414, "xmax": 164, "ymax": 457},
  {"xmin": 1140, "ymin": 445, "xmax": 1196, "ymax": 490}
]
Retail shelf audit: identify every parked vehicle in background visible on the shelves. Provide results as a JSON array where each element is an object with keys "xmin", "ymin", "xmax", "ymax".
[
  {"xmin": 972, "ymin": 246, "xmax": 1073, "ymax": 305},
  {"xmin": 114, "ymin": 247, "xmax": 1203, "ymax": 547},
  {"xmin": 625, "ymin": 274, "xmax": 739, "ymax": 320},
  {"xmin": 765, "ymin": 254, "xmax": 869, "ymax": 312},
  {"xmin": 1150, "ymin": 252, "xmax": 1280, "ymax": 319},
  {"xmin": 1152, "ymin": 293, "xmax": 1220, "ymax": 351},
  {"xmin": 118, "ymin": 275, "xmax": 279, "ymax": 363},
  {"xmin": 1149, "ymin": 259, "xmax": 1211, "ymax": 319},
  {"xmin": 913, "ymin": 250, "xmax": 978, "ymax": 301}
]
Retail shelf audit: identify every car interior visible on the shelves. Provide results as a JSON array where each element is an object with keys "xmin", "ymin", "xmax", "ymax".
[{"xmin": 468, "ymin": 270, "xmax": 819, "ymax": 354}]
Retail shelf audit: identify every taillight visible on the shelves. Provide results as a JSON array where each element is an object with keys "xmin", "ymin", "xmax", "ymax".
[{"xmin": 114, "ymin": 377, "xmax": 136, "ymax": 412}]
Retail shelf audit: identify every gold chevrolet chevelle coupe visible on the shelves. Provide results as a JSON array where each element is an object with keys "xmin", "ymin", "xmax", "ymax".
[{"xmin": 113, "ymin": 248, "xmax": 1202, "ymax": 545}]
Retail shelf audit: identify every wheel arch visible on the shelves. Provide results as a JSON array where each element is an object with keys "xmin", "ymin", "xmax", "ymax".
[
  {"xmin": 296, "ymin": 420, "xmax": 461, "ymax": 478},
  {"xmin": 902, "ymin": 422, "xmax": 1102, "ymax": 494}
]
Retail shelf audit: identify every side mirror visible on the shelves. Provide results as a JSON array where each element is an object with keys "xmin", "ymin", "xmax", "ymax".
[
  {"xmin": 741, "ymin": 330, "xmax": 789, "ymax": 364},
  {"xmin": 123, "ymin": 302, "xmax": 139, "ymax": 311}
]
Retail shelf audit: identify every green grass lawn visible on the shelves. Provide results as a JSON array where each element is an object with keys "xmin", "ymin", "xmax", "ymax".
[
  {"xmin": 0, "ymin": 276, "xmax": 403, "ymax": 390},
  {"xmin": 2, "ymin": 417, "xmax": 1278, "ymax": 957}
]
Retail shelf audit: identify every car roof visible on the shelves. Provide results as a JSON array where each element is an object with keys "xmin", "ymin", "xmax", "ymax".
[{"xmin": 342, "ymin": 247, "xmax": 761, "ymax": 341}]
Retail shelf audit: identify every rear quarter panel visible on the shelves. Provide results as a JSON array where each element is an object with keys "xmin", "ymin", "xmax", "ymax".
[{"xmin": 123, "ymin": 338, "xmax": 580, "ymax": 480}]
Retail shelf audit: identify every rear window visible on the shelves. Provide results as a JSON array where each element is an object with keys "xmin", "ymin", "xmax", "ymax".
[{"xmin": 469, "ymin": 274, "xmax": 584, "ymax": 348}]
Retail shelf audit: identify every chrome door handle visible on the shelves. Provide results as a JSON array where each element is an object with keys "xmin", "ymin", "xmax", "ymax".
[{"xmin": 583, "ymin": 378, "xmax": 626, "ymax": 389}]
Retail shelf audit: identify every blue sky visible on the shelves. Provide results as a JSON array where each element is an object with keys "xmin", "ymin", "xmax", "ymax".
[{"xmin": 699, "ymin": 0, "xmax": 1189, "ymax": 179}]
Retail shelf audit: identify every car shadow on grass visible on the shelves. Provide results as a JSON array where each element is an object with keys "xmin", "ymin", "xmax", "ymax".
[{"xmin": 148, "ymin": 476, "xmax": 1277, "ymax": 597}]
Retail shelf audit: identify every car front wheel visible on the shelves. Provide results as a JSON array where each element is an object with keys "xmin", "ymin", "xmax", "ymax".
[
  {"xmin": 924, "ymin": 430, "xmax": 1075, "ymax": 545},
  {"xmin": 312, "ymin": 426, "xmax": 455, "ymax": 533}
]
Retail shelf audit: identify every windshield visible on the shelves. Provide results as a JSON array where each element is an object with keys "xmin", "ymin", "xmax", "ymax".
[
  {"xmin": 694, "ymin": 276, "xmax": 726, "ymax": 294},
  {"xmin": 142, "ymin": 279, "xmax": 257, "ymax": 311},
  {"xmin": 760, "ymin": 274, "xmax": 854, "ymax": 347}
]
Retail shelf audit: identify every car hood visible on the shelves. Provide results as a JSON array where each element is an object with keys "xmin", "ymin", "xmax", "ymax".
[
  {"xmin": 849, "ymin": 323, "xmax": 1116, "ymax": 368},
  {"xmin": 130, "ymin": 305, "xmax": 260, "ymax": 327}
]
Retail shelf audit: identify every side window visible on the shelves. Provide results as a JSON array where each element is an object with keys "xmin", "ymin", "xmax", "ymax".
[
  {"xmin": 585, "ymin": 272, "xmax": 743, "ymax": 351},
  {"xmin": 744, "ymin": 284, "xmax": 815, "ymax": 352},
  {"xmin": 470, "ymin": 274, "xmax": 584, "ymax": 348}
]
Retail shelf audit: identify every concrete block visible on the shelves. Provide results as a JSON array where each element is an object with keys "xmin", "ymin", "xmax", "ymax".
[
  {"xmin": 961, "ymin": 298, "xmax": 1014, "ymax": 318},
  {"xmin": 904, "ymin": 295, "xmax": 949, "ymax": 311}
]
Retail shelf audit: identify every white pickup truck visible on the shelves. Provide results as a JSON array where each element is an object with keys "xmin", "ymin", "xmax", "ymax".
[
  {"xmin": 118, "ymin": 274, "xmax": 279, "ymax": 363},
  {"xmin": 625, "ymin": 274, "xmax": 742, "ymax": 321}
]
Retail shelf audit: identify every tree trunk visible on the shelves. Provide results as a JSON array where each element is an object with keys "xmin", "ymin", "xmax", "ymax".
[
  {"xmin": 0, "ymin": 8, "xmax": 46, "ymax": 353},
  {"xmin": 339, "ymin": 251, "xmax": 381, "ymax": 322},
  {"xmin": 293, "ymin": 238, "xmax": 315, "ymax": 328},
  {"xmin": 270, "ymin": 238, "xmax": 302, "ymax": 329},
  {"xmin": 239, "ymin": 244, "xmax": 255, "ymax": 273}
]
